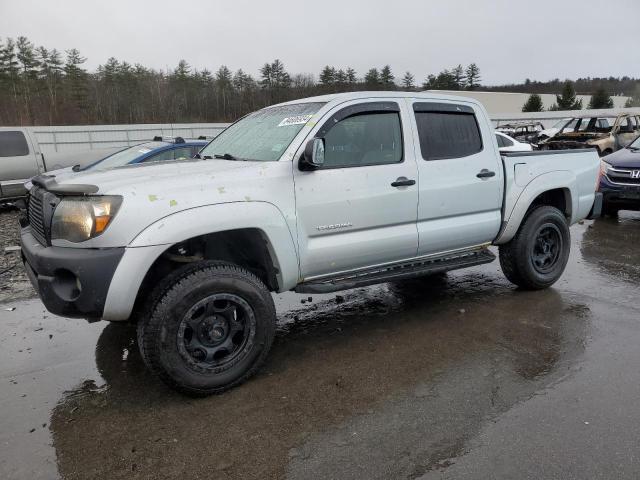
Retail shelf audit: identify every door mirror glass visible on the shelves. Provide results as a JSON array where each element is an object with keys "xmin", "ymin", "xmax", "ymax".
[{"xmin": 301, "ymin": 138, "xmax": 325, "ymax": 169}]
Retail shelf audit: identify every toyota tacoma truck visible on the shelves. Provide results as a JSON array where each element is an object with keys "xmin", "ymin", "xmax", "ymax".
[{"xmin": 19, "ymin": 92, "xmax": 602, "ymax": 395}]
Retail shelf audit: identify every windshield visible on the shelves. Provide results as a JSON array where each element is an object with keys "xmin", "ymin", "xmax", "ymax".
[
  {"xmin": 84, "ymin": 142, "xmax": 166, "ymax": 170},
  {"xmin": 551, "ymin": 118, "xmax": 569, "ymax": 129},
  {"xmin": 200, "ymin": 102, "xmax": 325, "ymax": 161},
  {"xmin": 629, "ymin": 136, "xmax": 640, "ymax": 149}
]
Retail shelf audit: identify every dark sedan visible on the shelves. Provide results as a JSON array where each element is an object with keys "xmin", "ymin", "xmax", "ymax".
[{"xmin": 599, "ymin": 136, "xmax": 640, "ymax": 216}]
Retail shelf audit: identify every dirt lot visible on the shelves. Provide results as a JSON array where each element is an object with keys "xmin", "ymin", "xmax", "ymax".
[
  {"xmin": 0, "ymin": 208, "xmax": 34, "ymax": 304},
  {"xmin": 1, "ymin": 212, "xmax": 640, "ymax": 479}
]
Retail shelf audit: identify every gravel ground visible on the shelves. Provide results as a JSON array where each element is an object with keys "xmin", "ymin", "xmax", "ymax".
[{"xmin": 0, "ymin": 208, "xmax": 34, "ymax": 304}]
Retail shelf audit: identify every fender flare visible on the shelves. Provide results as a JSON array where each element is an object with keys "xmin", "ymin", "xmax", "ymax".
[
  {"xmin": 495, "ymin": 171, "xmax": 577, "ymax": 244},
  {"xmin": 102, "ymin": 201, "xmax": 299, "ymax": 321}
]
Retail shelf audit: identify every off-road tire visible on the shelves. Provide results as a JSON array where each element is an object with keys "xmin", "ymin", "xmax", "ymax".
[
  {"xmin": 499, "ymin": 206, "xmax": 570, "ymax": 290},
  {"xmin": 137, "ymin": 261, "xmax": 276, "ymax": 396}
]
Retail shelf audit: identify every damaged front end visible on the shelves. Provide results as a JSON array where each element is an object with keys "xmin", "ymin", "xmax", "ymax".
[{"xmin": 542, "ymin": 133, "xmax": 610, "ymax": 155}]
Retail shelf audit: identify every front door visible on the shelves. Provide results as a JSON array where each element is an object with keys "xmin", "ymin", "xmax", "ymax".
[{"xmin": 294, "ymin": 99, "xmax": 419, "ymax": 280}]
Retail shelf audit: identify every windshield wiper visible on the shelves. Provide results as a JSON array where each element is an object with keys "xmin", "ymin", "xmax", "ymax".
[{"xmin": 213, "ymin": 153, "xmax": 239, "ymax": 160}]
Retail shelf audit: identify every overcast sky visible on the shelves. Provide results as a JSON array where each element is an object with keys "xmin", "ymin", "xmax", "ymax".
[{"xmin": 1, "ymin": 0, "xmax": 638, "ymax": 85}]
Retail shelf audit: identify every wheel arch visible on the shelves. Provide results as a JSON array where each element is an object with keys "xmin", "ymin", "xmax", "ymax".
[
  {"xmin": 496, "ymin": 171, "xmax": 577, "ymax": 245},
  {"xmin": 103, "ymin": 202, "xmax": 299, "ymax": 321}
]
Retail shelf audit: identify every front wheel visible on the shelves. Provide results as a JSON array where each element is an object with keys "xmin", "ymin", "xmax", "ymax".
[
  {"xmin": 499, "ymin": 206, "xmax": 570, "ymax": 290},
  {"xmin": 137, "ymin": 261, "xmax": 276, "ymax": 396}
]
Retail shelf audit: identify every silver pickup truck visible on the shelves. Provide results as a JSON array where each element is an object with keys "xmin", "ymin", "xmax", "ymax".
[
  {"xmin": 0, "ymin": 127, "xmax": 117, "ymax": 203},
  {"xmin": 20, "ymin": 91, "xmax": 602, "ymax": 395}
]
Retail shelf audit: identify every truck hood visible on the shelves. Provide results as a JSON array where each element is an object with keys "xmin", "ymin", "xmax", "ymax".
[
  {"xmin": 50, "ymin": 158, "xmax": 291, "ymax": 208},
  {"xmin": 604, "ymin": 147, "xmax": 640, "ymax": 168}
]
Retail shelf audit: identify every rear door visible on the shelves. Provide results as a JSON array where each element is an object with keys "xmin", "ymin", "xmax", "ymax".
[
  {"xmin": 0, "ymin": 129, "xmax": 39, "ymax": 198},
  {"xmin": 293, "ymin": 99, "xmax": 419, "ymax": 279},
  {"xmin": 409, "ymin": 100, "xmax": 503, "ymax": 255}
]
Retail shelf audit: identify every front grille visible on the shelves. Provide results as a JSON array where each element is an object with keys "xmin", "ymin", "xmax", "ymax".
[
  {"xmin": 606, "ymin": 168, "xmax": 640, "ymax": 186},
  {"xmin": 27, "ymin": 188, "xmax": 48, "ymax": 245}
]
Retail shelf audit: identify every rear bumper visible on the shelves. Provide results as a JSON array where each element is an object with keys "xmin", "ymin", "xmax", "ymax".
[
  {"xmin": 20, "ymin": 227, "xmax": 124, "ymax": 320},
  {"xmin": 586, "ymin": 193, "xmax": 603, "ymax": 219}
]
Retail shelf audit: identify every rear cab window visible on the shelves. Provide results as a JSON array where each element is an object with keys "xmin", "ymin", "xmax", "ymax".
[
  {"xmin": 0, "ymin": 131, "xmax": 29, "ymax": 157},
  {"xmin": 412, "ymin": 102, "xmax": 483, "ymax": 160}
]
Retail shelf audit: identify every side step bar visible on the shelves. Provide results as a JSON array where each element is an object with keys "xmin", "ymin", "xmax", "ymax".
[{"xmin": 296, "ymin": 248, "xmax": 496, "ymax": 294}]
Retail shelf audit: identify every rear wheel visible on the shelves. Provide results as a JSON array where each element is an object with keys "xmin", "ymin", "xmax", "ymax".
[
  {"xmin": 137, "ymin": 261, "xmax": 276, "ymax": 396},
  {"xmin": 499, "ymin": 206, "xmax": 570, "ymax": 290}
]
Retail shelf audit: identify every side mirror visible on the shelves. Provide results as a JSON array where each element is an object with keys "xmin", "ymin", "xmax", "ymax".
[{"xmin": 300, "ymin": 138, "xmax": 325, "ymax": 170}]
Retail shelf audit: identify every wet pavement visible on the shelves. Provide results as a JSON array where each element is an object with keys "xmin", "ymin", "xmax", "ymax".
[{"xmin": 1, "ymin": 212, "xmax": 640, "ymax": 479}]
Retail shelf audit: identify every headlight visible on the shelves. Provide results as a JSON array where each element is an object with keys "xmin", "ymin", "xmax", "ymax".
[
  {"xmin": 600, "ymin": 160, "xmax": 611, "ymax": 176},
  {"xmin": 51, "ymin": 196, "xmax": 122, "ymax": 243}
]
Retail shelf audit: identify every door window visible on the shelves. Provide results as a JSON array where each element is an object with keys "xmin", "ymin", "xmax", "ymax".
[
  {"xmin": 0, "ymin": 131, "xmax": 29, "ymax": 157},
  {"xmin": 321, "ymin": 112, "xmax": 403, "ymax": 168},
  {"xmin": 496, "ymin": 134, "xmax": 513, "ymax": 147},
  {"xmin": 143, "ymin": 146, "xmax": 195, "ymax": 163},
  {"xmin": 414, "ymin": 108, "xmax": 483, "ymax": 160}
]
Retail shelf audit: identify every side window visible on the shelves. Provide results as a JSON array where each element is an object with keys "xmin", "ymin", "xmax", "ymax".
[
  {"xmin": 144, "ymin": 149, "xmax": 175, "ymax": 162},
  {"xmin": 414, "ymin": 104, "xmax": 483, "ymax": 160},
  {"xmin": 495, "ymin": 134, "xmax": 505, "ymax": 148},
  {"xmin": 502, "ymin": 135, "xmax": 514, "ymax": 147},
  {"xmin": 0, "ymin": 131, "xmax": 29, "ymax": 157},
  {"xmin": 322, "ymin": 112, "xmax": 403, "ymax": 168},
  {"xmin": 618, "ymin": 118, "xmax": 633, "ymax": 133},
  {"xmin": 172, "ymin": 147, "xmax": 194, "ymax": 160}
]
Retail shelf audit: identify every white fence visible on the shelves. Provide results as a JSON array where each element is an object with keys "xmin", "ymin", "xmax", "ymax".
[{"xmin": 28, "ymin": 123, "xmax": 229, "ymax": 154}]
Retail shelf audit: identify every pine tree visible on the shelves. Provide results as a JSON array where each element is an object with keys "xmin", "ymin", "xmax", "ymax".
[
  {"xmin": 364, "ymin": 68, "xmax": 380, "ymax": 87},
  {"xmin": 380, "ymin": 65, "xmax": 394, "ymax": 88},
  {"xmin": 553, "ymin": 81, "xmax": 582, "ymax": 110},
  {"xmin": 588, "ymin": 86, "xmax": 614, "ymax": 109},
  {"xmin": 216, "ymin": 65, "xmax": 233, "ymax": 119},
  {"xmin": 345, "ymin": 68, "xmax": 357, "ymax": 84},
  {"xmin": 37, "ymin": 46, "xmax": 63, "ymax": 123},
  {"xmin": 465, "ymin": 63, "xmax": 481, "ymax": 90},
  {"xmin": 63, "ymin": 48, "xmax": 88, "ymax": 122},
  {"xmin": 401, "ymin": 71, "xmax": 415, "ymax": 90},
  {"xmin": 452, "ymin": 64, "xmax": 465, "ymax": 90},
  {"xmin": 319, "ymin": 65, "xmax": 336, "ymax": 86},
  {"xmin": 522, "ymin": 93, "xmax": 544, "ymax": 112}
]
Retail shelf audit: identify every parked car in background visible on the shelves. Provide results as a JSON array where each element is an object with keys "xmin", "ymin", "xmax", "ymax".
[
  {"xmin": 495, "ymin": 131, "xmax": 533, "ymax": 153},
  {"xmin": 598, "ymin": 135, "xmax": 640, "ymax": 216},
  {"xmin": 537, "ymin": 118, "xmax": 571, "ymax": 142},
  {"xmin": 20, "ymin": 91, "xmax": 601, "ymax": 395},
  {"xmin": 0, "ymin": 127, "xmax": 119, "ymax": 203},
  {"xmin": 496, "ymin": 122, "xmax": 544, "ymax": 144},
  {"xmin": 541, "ymin": 113, "xmax": 640, "ymax": 156},
  {"xmin": 80, "ymin": 137, "xmax": 206, "ymax": 172}
]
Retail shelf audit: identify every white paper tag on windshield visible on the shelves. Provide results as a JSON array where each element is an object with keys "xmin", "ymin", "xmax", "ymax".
[
  {"xmin": 138, "ymin": 148, "xmax": 152, "ymax": 154},
  {"xmin": 278, "ymin": 115, "xmax": 313, "ymax": 127}
]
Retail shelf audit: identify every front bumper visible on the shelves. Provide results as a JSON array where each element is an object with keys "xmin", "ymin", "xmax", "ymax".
[
  {"xmin": 598, "ymin": 176, "xmax": 640, "ymax": 210},
  {"xmin": 20, "ymin": 227, "xmax": 124, "ymax": 319}
]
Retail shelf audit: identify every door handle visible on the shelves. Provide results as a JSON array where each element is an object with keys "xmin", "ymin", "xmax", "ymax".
[
  {"xmin": 391, "ymin": 177, "xmax": 416, "ymax": 187},
  {"xmin": 476, "ymin": 169, "xmax": 496, "ymax": 179}
]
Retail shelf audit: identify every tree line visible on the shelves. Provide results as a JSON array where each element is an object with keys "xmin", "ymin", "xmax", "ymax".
[
  {"xmin": 521, "ymin": 80, "xmax": 640, "ymax": 112},
  {"xmin": 1, "ymin": 36, "xmax": 638, "ymax": 126}
]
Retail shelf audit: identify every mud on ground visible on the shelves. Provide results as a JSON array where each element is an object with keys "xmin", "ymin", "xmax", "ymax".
[{"xmin": 0, "ymin": 208, "xmax": 34, "ymax": 304}]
